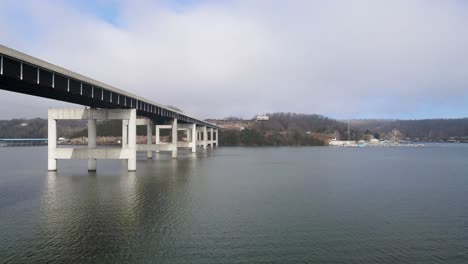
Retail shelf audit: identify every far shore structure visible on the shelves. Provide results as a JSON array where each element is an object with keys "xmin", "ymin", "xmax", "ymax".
[{"xmin": 329, "ymin": 138, "xmax": 424, "ymax": 147}]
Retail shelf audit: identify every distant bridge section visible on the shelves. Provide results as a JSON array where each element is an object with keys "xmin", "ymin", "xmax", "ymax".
[{"xmin": 0, "ymin": 45, "xmax": 219, "ymax": 129}]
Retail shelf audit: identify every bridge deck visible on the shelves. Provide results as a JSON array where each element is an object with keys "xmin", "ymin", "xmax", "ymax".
[{"xmin": 0, "ymin": 45, "xmax": 219, "ymax": 128}]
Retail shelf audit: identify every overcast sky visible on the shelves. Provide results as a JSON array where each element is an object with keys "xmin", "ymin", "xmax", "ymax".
[{"xmin": 1, "ymin": 0, "xmax": 468, "ymax": 120}]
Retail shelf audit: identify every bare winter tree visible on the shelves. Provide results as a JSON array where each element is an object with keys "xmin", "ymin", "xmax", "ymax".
[
  {"xmin": 387, "ymin": 129, "xmax": 402, "ymax": 142},
  {"xmin": 333, "ymin": 130, "xmax": 341, "ymax": 140}
]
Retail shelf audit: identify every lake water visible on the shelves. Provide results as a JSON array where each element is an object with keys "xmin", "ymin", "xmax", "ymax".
[{"xmin": 1, "ymin": 145, "xmax": 468, "ymax": 263}]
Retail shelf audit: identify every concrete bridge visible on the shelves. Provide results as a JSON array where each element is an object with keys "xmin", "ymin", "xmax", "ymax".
[{"xmin": 0, "ymin": 45, "xmax": 220, "ymax": 172}]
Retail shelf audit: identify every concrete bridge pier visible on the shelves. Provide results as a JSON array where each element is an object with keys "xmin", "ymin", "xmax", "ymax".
[
  {"xmin": 127, "ymin": 110, "xmax": 137, "ymax": 171},
  {"xmin": 192, "ymin": 124, "xmax": 197, "ymax": 153},
  {"xmin": 48, "ymin": 118, "xmax": 57, "ymax": 171},
  {"xmin": 195, "ymin": 127, "xmax": 218, "ymax": 148},
  {"xmin": 146, "ymin": 119, "xmax": 153, "ymax": 159},
  {"xmin": 125, "ymin": 117, "xmax": 160, "ymax": 159},
  {"xmin": 122, "ymin": 120, "xmax": 128, "ymax": 147},
  {"xmin": 210, "ymin": 128, "xmax": 214, "ymax": 148},
  {"xmin": 176, "ymin": 123, "xmax": 197, "ymax": 152},
  {"xmin": 172, "ymin": 118, "xmax": 178, "ymax": 159},
  {"xmin": 203, "ymin": 126, "xmax": 208, "ymax": 149},
  {"xmin": 48, "ymin": 108, "xmax": 137, "ymax": 172},
  {"xmin": 88, "ymin": 118, "xmax": 97, "ymax": 171},
  {"xmin": 48, "ymin": 108, "xmax": 218, "ymax": 172},
  {"xmin": 151, "ymin": 122, "xmax": 202, "ymax": 154},
  {"xmin": 155, "ymin": 124, "xmax": 160, "ymax": 153},
  {"xmin": 154, "ymin": 124, "xmax": 173, "ymax": 153}
]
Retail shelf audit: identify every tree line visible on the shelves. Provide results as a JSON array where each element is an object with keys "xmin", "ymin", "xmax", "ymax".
[
  {"xmin": 350, "ymin": 119, "xmax": 468, "ymax": 140},
  {"xmin": 2, "ymin": 114, "xmax": 468, "ymax": 143}
]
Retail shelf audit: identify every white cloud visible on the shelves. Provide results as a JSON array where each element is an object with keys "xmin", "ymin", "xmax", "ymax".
[{"xmin": 1, "ymin": 0, "xmax": 468, "ymax": 119}]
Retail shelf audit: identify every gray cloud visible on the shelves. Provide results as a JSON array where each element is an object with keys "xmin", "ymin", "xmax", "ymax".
[{"xmin": 1, "ymin": 0, "xmax": 468, "ymax": 119}]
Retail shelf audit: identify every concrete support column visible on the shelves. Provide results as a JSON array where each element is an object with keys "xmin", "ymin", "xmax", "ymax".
[
  {"xmin": 48, "ymin": 108, "xmax": 138, "ymax": 172},
  {"xmin": 155, "ymin": 126, "xmax": 160, "ymax": 153},
  {"xmin": 48, "ymin": 118, "xmax": 57, "ymax": 171},
  {"xmin": 210, "ymin": 128, "xmax": 214, "ymax": 148},
  {"xmin": 203, "ymin": 126, "xmax": 207, "ymax": 149},
  {"xmin": 122, "ymin": 121, "xmax": 127, "ymax": 147},
  {"xmin": 215, "ymin": 129, "xmax": 219, "ymax": 147},
  {"xmin": 88, "ymin": 119, "xmax": 97, "ymax": 171},
  {"xmin": 191, "ymin": 124, "xmax": 197, "ymax": 153},
  {"xmin": 172, "ymin": 118, "xmax": 178, "ymax": 158},
  {"xmin": 128, "ymin": 110, "xmax": 137, "ymax": 171},
  {"xmin": 146, "ymin": 119, "xmax": 153, "ymax": 159}
]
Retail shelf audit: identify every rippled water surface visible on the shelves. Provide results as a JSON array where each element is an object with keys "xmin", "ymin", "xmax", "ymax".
[{"xmin": 1, "ymin": 145, "xmax": 468, "ymax": 263}]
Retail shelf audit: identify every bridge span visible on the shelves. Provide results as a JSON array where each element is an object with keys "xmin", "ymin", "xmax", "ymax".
[{"xmin": 0, "ymin": 45, "xmax": 220, "ymax": 172}]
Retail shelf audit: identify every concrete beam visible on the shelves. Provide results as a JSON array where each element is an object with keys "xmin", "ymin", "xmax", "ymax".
[
  {"xmin": 177, "ymin": 124, "xmax": 195, "ymax": 129},
  {"xmin": 177, "ymin": 142, "xmax": 192, "ymax": 148},
  {"xmin": 49, "ymin": 108, "xmax": 132, "ymax": 120},
  {"xmin": 156, "ymin": 125, "xmax": 172, "ymax": 129},
  {"xmin": 137, "ymin": 144, "xmax": 173, "ymax": 152},
  {"xmin": 52, "ymin": 148, "xmax": 134, "ymax": 159},
  {"xmin": 123, "ymin": 118, "xmax": 152, "ymax": 126}
]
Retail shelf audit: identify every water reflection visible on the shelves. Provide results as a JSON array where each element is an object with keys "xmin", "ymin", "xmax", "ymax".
[
  {"xmin": 38, "ymin": 151, "xmax": 200, "ymax": 262},
  {"xmin": 7, "ymin": 147, "xmax": 467, "ymax": 263}
]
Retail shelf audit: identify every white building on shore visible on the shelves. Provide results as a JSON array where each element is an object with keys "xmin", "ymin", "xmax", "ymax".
[{"xmin": 329, "ymin": 138, "xmax": 358, "ymax": 147}]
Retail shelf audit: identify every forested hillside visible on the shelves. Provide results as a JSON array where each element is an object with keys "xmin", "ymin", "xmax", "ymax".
[
  {"xmin": 2, "ymin": 114, "xmax": 468, "ymax": 143},
  {"xmin": 217, "ymin": 113, "xmax": 358, "ymax": 146},
  {"xmin": 0, "ymin": 119, "xmax": 86, "ymax": 138},
  {"xmin": 351, "ymin": 119, "xmax": 468, "ymax": 140}
]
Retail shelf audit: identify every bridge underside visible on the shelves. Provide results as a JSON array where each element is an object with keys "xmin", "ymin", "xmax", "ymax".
[
  {"xmin": 0, "ymin": 71, "xmax": 174, "ymax": 124},
  {"xmin": 0, "ymin": 48, "xmax": 219, "ymax": 128}
]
